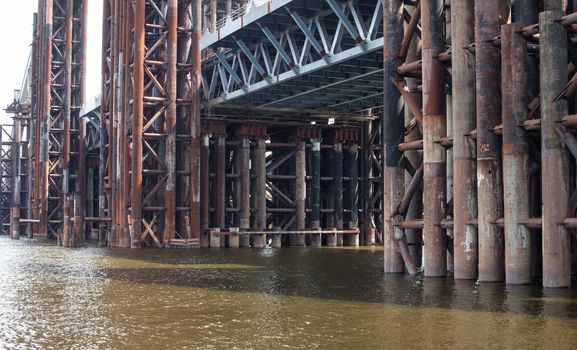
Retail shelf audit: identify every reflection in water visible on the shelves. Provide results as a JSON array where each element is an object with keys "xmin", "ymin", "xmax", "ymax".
[{"xmin": 1, "ymin": 236, "xmax": 577, "ymax": 349}]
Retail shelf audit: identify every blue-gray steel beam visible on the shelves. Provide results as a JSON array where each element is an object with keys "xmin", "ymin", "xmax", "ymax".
[
  {"xmin": 258, "ymin": 22, "xmax": 295, "ymax": 68},
  {"xmin": 285, "ymin": 7, "xmax": 326, "ymax": 57},
  {"xmin": 233, "ymin": 36, "xmax": 268, "ymax": 78},
  {"xmin": 324, "ymin": 0, "xmax": 362, "ymax": 43},
  {"xmin": 214, "ymin": 50, "xmax": 245, "ymax": 87}
]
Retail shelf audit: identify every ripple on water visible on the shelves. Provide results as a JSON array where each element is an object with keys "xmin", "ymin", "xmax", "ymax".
[{"xmin": 1, "ymin": 236, "xmax": 577, "ymax": 349}]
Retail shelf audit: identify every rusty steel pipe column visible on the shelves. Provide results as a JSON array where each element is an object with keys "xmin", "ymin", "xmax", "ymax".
[
  {"xmin": 99, "ymin": 0, "xmax": 111, "ymax": 246},
  {"xmin": 291, "ymin": 140, "xmax": 306, "ymax": 246},
  {"xmin": 382, "ymin": 0, "xmax": 404, "ymax": 272},
  {"xmin": 327, "ymin": 142, "xmax": 343, "ymax": 247},
  {"xmin": 540, "ymin": 10, "xmax": 571, "ymax": 288},
  {"xmin": 77, "ymin": 0, "xmax": 88, "ymax": 241},
  {"xmin": 253, "ymin": 138, "xmax": 267, "ymax": 248},
  {"xmin": 200, "ymin": 135, "xmax": 210, "ymax": 247},
  {"xmin": 190, "ymin": 0, "xmax": 202, "ymax": 244},
  {"xmin": 309, "ymin": 139, "xmax": 322, "ymax": 247},
  {"xmin": 39, "ymin": 0, "xmax": 54, "ymax": 238},
  {"xmin": 73, "ymin": 192, "xmax": 84, "ymax": 247},
  {"xmin": 62, "ymin": 193, "xmax": 72, "ymax": 247},
  {"xmin": 422, "ymin": 0, "xmax": 447, "ymax": 277},
  {"xmin": 210, "ymin": 0, "xmax": 217, "ymax": 32},
  {"xmin": 215, "ymin": 134, "xmax": 226, "ymax": 247},
  {"xmin": 345, "ymin": 142, "xmax": 359, "ymax": 246},
  {"xmin": 452, "ymin": 0, "xmax": 478, "ymax": 279},
  {"xmin": 475, "ymin": 0, "xmax": 505, "ymax": 282},
  {"xmin": 164, "ymin": 0, "xmax": 178, "ymax": 247},
  {"xmin": 63, "ymin": 0, "xmax": 73, "ymax": 198},
  {"xmin": 131, "ymin": 0, "xmax": 145, "ymax": 249},
  {"xmin": 226, "ymin": 0, "xmax": 232, "ymax": 17},
  {"xmin": 239, "ymin": 137, "xmax": 251, "ymax": 247},
  {"xmin": 11, "ymin": 119, "xmax": 22, "ymax": 240},
  {"xmin": 502, "ymin": 23, "xmax": 532, "ymax": 284}
]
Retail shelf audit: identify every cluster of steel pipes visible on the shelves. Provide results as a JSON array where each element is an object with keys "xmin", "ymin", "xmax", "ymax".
[
  {"xmin": 5, "ymin": 0, "xmax": 577, "ymax": 290},
  {"xmin": 384, "ymin": 0, "xmax": 577, "ymax": 287},
  {"xmin": 197, "ymin": 121, "xmax": 378, "ymax": 247},
  {"xmin": 7, "ymin": 0, "xmax": 89, "ymax": 245},
  {"xmin": 99, "ymin": 0, "xmax": 202, "ymax": 248}
]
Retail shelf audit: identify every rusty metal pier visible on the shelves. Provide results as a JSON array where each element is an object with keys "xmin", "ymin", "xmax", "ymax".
[{"xmin": 3, "ymin": 0, "xmax": 577, "ymax": 288}]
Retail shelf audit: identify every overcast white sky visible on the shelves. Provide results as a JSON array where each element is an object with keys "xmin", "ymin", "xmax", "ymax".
[{"xmin": 0, "ymin": 0, "xmax": 103, "ymax": 123}]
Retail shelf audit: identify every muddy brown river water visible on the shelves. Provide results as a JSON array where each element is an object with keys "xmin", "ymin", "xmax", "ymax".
[{"xmin": 1, "ymin": 236, "xmax": 577, "ymax": 349}]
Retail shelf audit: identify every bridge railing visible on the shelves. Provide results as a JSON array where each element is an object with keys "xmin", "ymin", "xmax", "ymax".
[{"xmin": 206, "ymin": 0, "xmax": 272, "ymax": 35}]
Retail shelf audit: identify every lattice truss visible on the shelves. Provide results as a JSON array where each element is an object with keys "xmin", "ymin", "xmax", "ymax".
[
  {"xmin": 46, "ymin": 0, "xmax": 86, "ymax": 238},
  {"xmin": 137, "ymin": 0, "xmax": 195, "ymax": 245},
  {"xmin": 201, "ymin": 0, "xmax": 384, "ymax": 110},
  {"xmin": 0, "ymin": 127, "xmax": 15, "ymax": 235}
]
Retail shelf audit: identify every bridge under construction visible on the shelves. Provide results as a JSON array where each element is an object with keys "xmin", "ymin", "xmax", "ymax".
[{"xmin": 3, "ymin": 0, "xmax": 577, "ymax": 288}]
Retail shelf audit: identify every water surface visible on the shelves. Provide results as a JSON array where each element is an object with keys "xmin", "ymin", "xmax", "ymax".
[{"xmin": 1, "ymin": 236, "xmax": 577, "ymax": 349}]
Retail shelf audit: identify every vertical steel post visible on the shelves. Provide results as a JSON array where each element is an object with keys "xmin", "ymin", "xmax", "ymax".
[
  {"xmin": 422, "ymin": 0, "xmax": 447, "ymax": 276},
  {"xmin": 310, "ymin": 138, "xmax": 322, "ymax": 246},
  {"xmin": 99, "ymin": 0, "xmax": 111, "ymax": 246},
  {"xmin": 62, "ymin": 193, "xmax": 72, "ymax": 246},
  {"xmin": 239, "ymin": 137, "xmax": 251, "ymax": 247},
  {"xmin": 77, "ymin": 0, "xmax": 88, "ymax": 242},
  {"xmin": 346, "ymin": 141, "xmax": 359, "ymax": 246},
  {"xmin": 11, "ymin": 119, "xmax": 22, "ymax": 240},
  {"xmin": 328, "ymin": 142, "xmax": 343, "ymax": 246},
  {"xmin": 291, "ymin": 140, "xmax": 306, "ymax": 246},
  {"xmin": 253, "ymin": 138, "xmax": 267, "ymax": 248},
  {"xmin": 39, "ymin": 0, "xmax": 54, "ymax": 238},
  {"xmin": 226, "ymin": 0, "xmax": 232, "ymax": 16},
  {"xmin": 210, "ymin": 0, "xmax": 217, "ymax": 32},
  {"xmin": 131, "ymin": 0, "xmax": 145, "ymax": 248},
  {"xmin": 475, "ymin": 0, "xmax": 505, "ymax": 281},
  {"xmin": 540, "ymin": 10, "xmax": 571, "ymax": 288},
  {"xmin": 381, "ymin": 0, "xmax": 405, "ymax": 273},
  {"xmin": 62, "ymin": 0, "xmax": 73, "ymax": 243},
  {"xmin": 502, "ymin": 23, "xmax": 532, "ymax": 284},
  {"xmin": 73, "ymin": 192, "xmax": 84, "ymax": 247},
  {"xmin": 325, "ymin": 146, "xmax": 335, "ymax": 245},
  {"xmin": 452, "ymin": 0, "xmax": 478, "ymax": 279},
  {"xmin": 200, "ymin": 134, "xmax": 210, "ymax": 247},
  {"xmin": 164, "ymin": 0, "xmax": 178, "ymax": 246},
  {"xmin": 215, "ymin": 134, "xmax": 226, "ymax": 247},
  {"xmin": 190, "ymin": 0, "xmax": 202, "ymax": 244},
  {"xmin": 361, "ymin": 120, "xmax": 375, "ymax": 246}
]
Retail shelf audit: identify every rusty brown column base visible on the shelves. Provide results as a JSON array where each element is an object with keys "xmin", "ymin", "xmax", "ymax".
[
  {"xmin": 10, "ymin": 207, "xmax": 20, "ymax": 240},
  {"xmin": 384, "ymin": 167, "xmax": 405, "ymax": 273},
  {"xmin": 271, "ymin": 234, "xmax": 282, "ymax": 248}
]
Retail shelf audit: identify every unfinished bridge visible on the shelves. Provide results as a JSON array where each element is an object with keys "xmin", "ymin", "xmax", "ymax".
[{"xmin": 3, "ymin": 0, "xmax": 577, "ymax": 288}]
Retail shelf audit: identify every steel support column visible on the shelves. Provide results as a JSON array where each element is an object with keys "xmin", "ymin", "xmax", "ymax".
[
  {"xmin": 502, "ymin": 23, "xmax": 532, "ymax": 284},
  {"xmin": 309, "ymin": 139, "xmax": 322, "ymax": 246},
  {"xmin": 253, "ymin": 138, "xmax": 267, "ymax": 248},
  {"xmin": 475, "ymin": 0, "xmax": 505, "ymax": 282},
  {"xmin": 422, "ymin": 0, "xmax": 447, "ymax": 277},
  {"xmin": 452, "ymin": 0, "xmax": 478, "ymax": 279},
  {"xmin": 346, "ymin": 142, "xmax": 359, "ymax": 246},
  {"xmin": 540, "ymin": 10, "xmax": 571, "ymax": 288},
  {"xmin": 290, "ymin": 140, "xmax": 306, "ymax": 246}
]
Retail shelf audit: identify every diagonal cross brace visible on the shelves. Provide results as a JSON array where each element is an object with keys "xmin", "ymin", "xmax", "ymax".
[
  {"xmin": 214, "ymin": 50, "xmax": 245, "ymax": 88},
  {"xmin": 324, "ymin": 0, "xmax": 362, "ymax": 43},
  {"xmin": 233, "ymin": 36, "xmax": 268, "ymax": 78},
  {"xmin": 285, "ymin": 7, "xmax": 326, "ymax": 58},
  {"xmin": 258, "ymin": 22, "xmax": 295, "ymax": 69}
]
